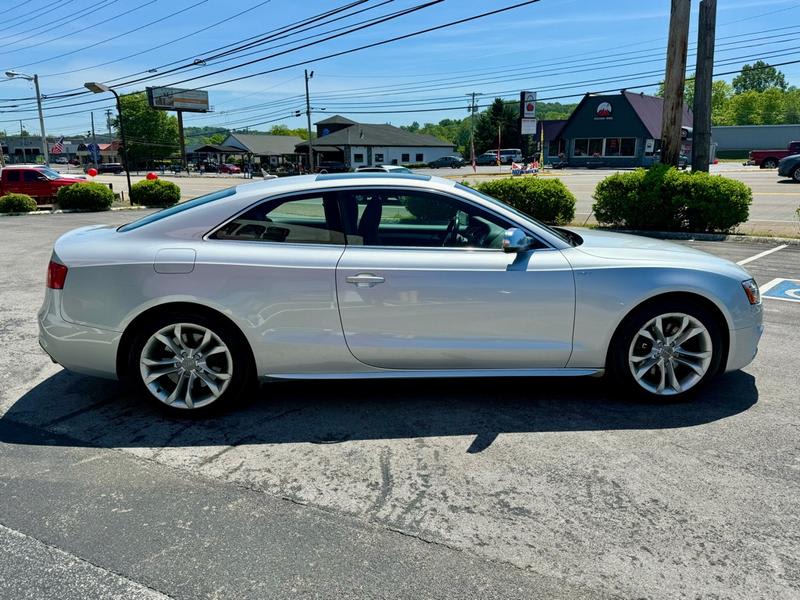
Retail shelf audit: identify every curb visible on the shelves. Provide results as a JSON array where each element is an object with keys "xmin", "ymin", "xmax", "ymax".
[
  {"xmin": 0, "ymin": 205, "xmax": 153, "ymax": 217},
  {"xmin": 596, "ymin": 228, "xmax": 800, "ymax": 246}
]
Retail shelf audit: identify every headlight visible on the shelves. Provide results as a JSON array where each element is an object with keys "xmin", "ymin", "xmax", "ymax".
[{"xmin": 742, "ymin": 279, "xmax": 760, "ymax": 305}]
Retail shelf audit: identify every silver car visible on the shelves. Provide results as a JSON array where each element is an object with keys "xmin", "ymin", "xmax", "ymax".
[{"xmin": 39, "ymin": 173, "xmax": 763, "ymax": 414}]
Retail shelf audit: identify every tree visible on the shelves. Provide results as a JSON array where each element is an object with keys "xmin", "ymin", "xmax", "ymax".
[
  {"xmin": 115, "ymin": 92, "xmax": 179, "ymax": 168},
  {"xmin": 267, "ymin": 124, "xmax": 311, "ymax": 139},
  {"xmin": 732, "ymin": 61, "xmax": 787, "ymax": 94},
  {"xmin": 474, "ymin": 98, "xmax": 519, "ymax": 155},
  {"xmin": 202, "ymin": 133, "xmax": 226, "ymax": 145},
  {"xmin": 710, "ymin": 80, "xmax": 732, "ymax": 125}
]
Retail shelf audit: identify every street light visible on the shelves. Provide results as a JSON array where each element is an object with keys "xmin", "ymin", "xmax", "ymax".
[
  {"xmin": 84, "ymin": 81, "xmax": 132, "ymax": 199},
  {"xmin": 6, "ymin": 70, "xmax": 49, "ymax": 165}
]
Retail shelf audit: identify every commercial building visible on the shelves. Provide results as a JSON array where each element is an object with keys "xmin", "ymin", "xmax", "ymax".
[
  {"xmin": 556, "ymin": 91, "xmax": 693, "ymax": 168},
  {"xmin": 295, "ymin": 115, "xmax": 456, "ymax": 169}
]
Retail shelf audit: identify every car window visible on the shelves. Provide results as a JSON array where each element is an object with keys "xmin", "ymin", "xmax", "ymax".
[
  {"xmin": 340, "ymin": 188, "xmax": 522, "ymax": 250},
  {"xmin": 23, "ymin": 170, "xmax": 45, "ymax": 182},
  {"xmin": 211, "ymin": 192, "xmax": 345, "ymax": 245},
  {"xmin": 119, "ymin": 187, "xmax": 236, "ymax": 232},
  {"xmin": 4, "ymin": 170, "xmax": 20, "ymax": 182}
]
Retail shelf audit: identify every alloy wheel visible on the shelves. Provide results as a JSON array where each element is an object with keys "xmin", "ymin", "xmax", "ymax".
[
  {"xmin": 627, "ymin": 312, "xmax": 713, "ymax": 396},
  {"xmin": 139, "ymin": 323, "xmax": 233, "ymax": 410}
]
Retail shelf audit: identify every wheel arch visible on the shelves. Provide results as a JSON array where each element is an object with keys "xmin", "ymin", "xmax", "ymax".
[
  {"xmin": 605, "ymin": 291, "xmax": 730, "ymax": 375},
  {"xmin": 116, "ymin": 301, "xmax": 257, "ymax": 380}
]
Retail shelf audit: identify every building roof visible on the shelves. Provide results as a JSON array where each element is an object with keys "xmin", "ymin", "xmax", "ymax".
[
  {"xmin": 224, "ymin": 133, "xmax": 303, "ymax": 155},
  {"xmin": 622, "ymin": 91, "xmax": 693, "ymax": 138},
  {"xmin": 297, "ymin": 122, "xmax": 454, "ymax": 149},
  {"xmin": 315, "ymin": 115, "xmax": 357, "ymax": 126},
  {"xmin": 537, "ymin": 119, "xmax": 567, "ymax": 140},
  {"xmin": 192, "ymin": 144, "xmax": 246, "ymax": 154}
]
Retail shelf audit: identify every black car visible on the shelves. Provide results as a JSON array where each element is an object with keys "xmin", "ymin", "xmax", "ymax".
[
  {"xmin": 475, "ymin": 152, "xmax": 500, "ymax": 166},
  {"xmin": 96, "ymin": 163, "xmax": 125, "ymax": 174},
  {"xmin": 777, "ymin": 153, "xmax": 800, "ymax": 182},
  {"xmin": 315, "ymin": 161, "xmax": 349, "ymax": 173},
  {"xmin": 427, "ymin": 155, "xmax": 465, "ymax": 169}
]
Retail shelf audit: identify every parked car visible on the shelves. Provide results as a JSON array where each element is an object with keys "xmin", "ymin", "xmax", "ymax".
[
  {"xmin": 428, "ymin": 156, "xmax": 465, "ymax": 169},
  {"xmin": 747, "ymin": 141, "xmax": 800, "ymax": 168},
  {"xmin": 0, "ymin": 165, "xmax": 82, "ymax": 204},
  {"xmin": 219, "ymin": 163, "xmax": 241, "ymax": 174},
  {"xmin": 53, "ymin": 157, "xmax": 69, "ymax": 165},
  {"xmin": 475, "ymin": 152, "xmax": 500, "ymax": 166},
  {"xmin": 39, "ymin": 173, "xmax": 763, "ymax": 414},
  {"xmin": 315, "ymin": 161, "xmax": 349, "ymax": 173},
  {"xmin": 355, "ymin": 165, "xmax": 413, "ymax": 174},
  {"xmin": 777, "ymin": 153, "xmax": 800, "ymax": 182},
  {"xmin": 95, "ymin": 163, "xmax": 125, "ymax": 174}
]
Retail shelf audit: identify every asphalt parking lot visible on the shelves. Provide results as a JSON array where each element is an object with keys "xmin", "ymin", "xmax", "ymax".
[{"xmin": 1, "ymin": 212, "xmax": 799, "ymax": 599}]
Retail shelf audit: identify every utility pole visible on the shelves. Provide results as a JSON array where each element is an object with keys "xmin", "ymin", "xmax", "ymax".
[
  {"xmin": 466, "ymin": 92, "xmax": 481, "ymax": 169},
  {"xmin": 105, "ymin": 109, "xmax": 113, "ymax": 139},
  {"xmin": 660, "ymin": 0, "xmax": 691, "ymax": 167},
  {"xmin": 691, "ymin": 0, "xmax": 717, "ymax": 172},
  {"xmin": 304, "ymin": 69, "xmax": 314, "ymax": 172},
  {"xmin": 90, "ymin": 112, "xmax": 98, "ymax": 169}
]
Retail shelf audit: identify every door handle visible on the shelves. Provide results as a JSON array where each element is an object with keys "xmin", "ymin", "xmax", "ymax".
[{"xmin": 346, "ymin": 273, "xmax": 385, "ymax": 288}]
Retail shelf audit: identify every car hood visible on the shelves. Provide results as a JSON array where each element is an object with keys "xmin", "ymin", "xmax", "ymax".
[
  {"xmin": 563, "ymin": 227, "xmax": 751, "ymax": 277},
  {"xmin": 55, "ymin": 175, "xmax": 87, "ymax": 181}
]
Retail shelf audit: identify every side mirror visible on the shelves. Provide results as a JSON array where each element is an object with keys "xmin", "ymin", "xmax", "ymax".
[{"xmin": 502, "ymin": 228, "xmax": 534, "ymax": 253}]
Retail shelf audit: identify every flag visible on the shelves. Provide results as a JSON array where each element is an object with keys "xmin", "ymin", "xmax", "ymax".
[{"xmin": 51, "ymin": 136, "xmax": 65, "ymax": 154}]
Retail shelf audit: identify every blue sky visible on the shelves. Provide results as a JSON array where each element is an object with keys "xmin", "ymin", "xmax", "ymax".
[{"xmin": 0, "ymin": 0, "xmax": 797, "ymax": 138}]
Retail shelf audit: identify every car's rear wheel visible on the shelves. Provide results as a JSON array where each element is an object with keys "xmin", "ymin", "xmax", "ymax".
[
  {"xmin": 762, "ymin": 158, "xmax": 778, "ymax": 169},
  {"xmin": 608, "ymin": 300, "xmax": 723, "ymax": 400},
  {"xmin": 129, "ymin": 313, "xmax": 251, "ymax": 414}
]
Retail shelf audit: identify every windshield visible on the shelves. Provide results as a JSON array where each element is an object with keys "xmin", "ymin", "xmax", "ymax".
[
  {"xmin": 118, "ymin": 187, "xmax": 236, "ymax": 232},
  {"xmin": 38, "ymin": 168, "xmax": 62, "ymax": 180},
  {"xmin": 455, "ymin": 183, "xmax": 575, "ymax": 245}
]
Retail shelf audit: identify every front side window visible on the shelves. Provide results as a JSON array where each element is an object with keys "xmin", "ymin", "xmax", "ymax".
[
  {"xmin": 340, "ymin": 188, "xmax": 524, "ymax": 250},
  {"xmin": 24, "ymin": 170, "xmax": 45, "ymax": 182},
  {"xmin": 211, "ymin": 192, "xmax": 345, "ymax": 245}
]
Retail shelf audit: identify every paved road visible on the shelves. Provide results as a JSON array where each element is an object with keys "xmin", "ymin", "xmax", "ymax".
[
  {"xmin": 1, "ymin": 212, "xmax": 799, "ymax": 599},
  {"xmin": 84, "ymin": 164, "xmax": 800, "ymax": 237}
]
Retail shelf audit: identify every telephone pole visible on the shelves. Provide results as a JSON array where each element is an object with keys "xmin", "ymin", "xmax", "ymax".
[
  {"xmin": 692, "ymin": 0, "xmax": 717, "ymax": 172},
  {"xmin": 466, "ymin": 92, "xmax": 481, "ymax": 168},
  {"xmin": 304, "ymin": 69, "xmax": 314, "ymax": 172},
  {"xmin": 105, "ymin": 109, "xmax": 113, "ymax": 139},
  {"xmin": 660, "ymin": 0, "xmax": 691, "ymax": 167}
]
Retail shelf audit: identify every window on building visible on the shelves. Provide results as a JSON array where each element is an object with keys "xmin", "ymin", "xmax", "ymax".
[
  {"xmin": 401, "ymin": 153, "xmax": 410, "ymax": 162},
  {"xmin": 605, "ymin": 138, "xmax": 621, "ymax": 156},
  {"xmin": 588, "ymin": 139, "xmax": 603, "ymax": 156},
  {"xmin": 619, "ymin": 138, "xmax": 636, "ymax": 156},
  {"xmin": 573, "ymin": 139, "xmax": 588, "ymax": 156},
  {"xmin": 353, "ymin": 153, "xmax": 364, "ymax": 163},
  {"xmin": 415, "ymin": 153, "xmax": 424, "ymax": 162},
  {"xmin": 375, "ymin": 153, "xmax": 384, "ymax": 163}
]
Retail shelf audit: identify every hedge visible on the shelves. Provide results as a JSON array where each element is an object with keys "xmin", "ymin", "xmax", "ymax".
[
  {"xmin": 472, "ymin": 177, "xmax": 576, "ymax": 225},
  {"xmin": 56, "ymin": 182, "xmax": 115, "ymax": 211},
  {"xmin": 130, "ymin": 179, "xmax": 181, "ymax": 207},
  {"xmin": 0, "ymin": 193, "xmax": 38, "ymax": 213},
  {"xmin": 592, "ymin": 165, "xmax": 751, "ymax": 232}
]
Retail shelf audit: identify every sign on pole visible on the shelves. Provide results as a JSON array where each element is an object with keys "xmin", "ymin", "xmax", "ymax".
[
  {"xmin": 146, "ymin": 87, "xmax": 210, "ymax": 113},
  {"xmin": 520, "ymin": 91, "xmax": 536, "ymax": 119},
  {"xmin": 521, "ymin": 118, "xmax": 537, "ymax": 135}
]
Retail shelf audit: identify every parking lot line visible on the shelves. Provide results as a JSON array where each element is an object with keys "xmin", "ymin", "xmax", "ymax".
[{"xmin": 736, "ymin": 244, "xmax": 788, "ymax": 265}]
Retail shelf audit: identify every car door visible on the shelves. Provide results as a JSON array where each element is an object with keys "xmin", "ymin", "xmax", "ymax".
[
  {"xmin": 23, "ymin": 169, "xmax": 51, "ymax": 199},
  {"xmin": 203, "ymin": 190, "xmax": 354, "ymax": 374},
  {"xmin": 335, "ymin": 187, "xmax": 575, "ymax": 370}
]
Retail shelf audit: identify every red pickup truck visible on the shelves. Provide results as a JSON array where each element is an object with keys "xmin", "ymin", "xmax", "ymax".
[
  {"xmin": 747, "ymin": 141, "xmax": 800, "ymax": 168},
  {"xmin": 0, "ymin": 165, "xmax": 85, "ymax": 204}
]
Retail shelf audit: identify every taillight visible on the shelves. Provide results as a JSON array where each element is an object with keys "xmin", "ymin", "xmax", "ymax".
[{"xmin": 46, "ymin": 260, "xmax": 68, "ymax": 289}]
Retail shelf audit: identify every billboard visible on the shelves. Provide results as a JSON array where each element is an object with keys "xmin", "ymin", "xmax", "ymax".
[
  {"xmin": 146, "ymin": 86, "xmax": 209, "ymax": 112},
  {"xmin": 520, "ymin": 91, "xmax": 536, "ymax": 119}
]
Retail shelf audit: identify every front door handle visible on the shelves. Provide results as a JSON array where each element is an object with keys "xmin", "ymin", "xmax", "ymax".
[{"xmin": 346, "ymin": 273, "xmax": 385, "ymax": 288}]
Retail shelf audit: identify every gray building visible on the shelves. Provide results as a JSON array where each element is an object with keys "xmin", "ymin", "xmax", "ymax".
[
  {"xmin": 222, "ymin": 133, "xmax": 304, "ymax": 167},
  {"xmin": 296, "ymin": 115, "xmax": 456, "ymax": 169}
]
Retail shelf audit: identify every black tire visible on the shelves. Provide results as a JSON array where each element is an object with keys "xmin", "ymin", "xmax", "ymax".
[
  {"xmin": 127, "ymin": 311, "xmax": 254, "ymax": 416},
  {"xmin": 792, "ymin": 166, "xmax": 800, "ymax": 182},
  {"xmin": 762, "ymin": 158, "xmax": 778, "ymax": 169},
  {"xmin": 607, "ymin": 298, "xmax": 724, "ymax": 401}
]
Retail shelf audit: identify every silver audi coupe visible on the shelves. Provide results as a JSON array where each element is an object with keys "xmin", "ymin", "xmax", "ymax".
[{"xmin": 39, "ymin": 173, "xmax": 763, "ymax": 414}]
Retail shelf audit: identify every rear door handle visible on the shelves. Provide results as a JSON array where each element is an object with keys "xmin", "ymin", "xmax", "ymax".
[{"xmin": 346, "ymin": 273, "xmax": 385, "ymax": 288}]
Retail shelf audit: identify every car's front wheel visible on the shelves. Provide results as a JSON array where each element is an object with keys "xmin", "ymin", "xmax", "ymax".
[
  {"xmin": 608, "ymin": 300, "xmax": 723, "ymax": 400},
  {"xmin": 792, "ymin": 166, "xmax": 800, "ymax": 182},
  {"xmin": 129, "ymin": 313, "xmax": 252, "ymax": 414}
]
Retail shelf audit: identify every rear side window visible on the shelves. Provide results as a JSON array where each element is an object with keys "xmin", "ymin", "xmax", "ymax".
[
  {"xmin": 118, "ymin": 187, "xmax": 236, "ymax": 232},
  {"xmin": 4, "ymin": 170, "xmax": 20, "ymax": 182}
]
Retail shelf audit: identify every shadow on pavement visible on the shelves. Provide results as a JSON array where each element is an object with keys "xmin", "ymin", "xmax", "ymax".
[{"xmin": 0, "ymin": 369, "xmax": 758, "ymax": 452}]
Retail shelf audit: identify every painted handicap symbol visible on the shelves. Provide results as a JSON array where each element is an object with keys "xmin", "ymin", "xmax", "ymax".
[{"xmin": 760, "ymin": 278, "xmax": 800, "ymax": 303}]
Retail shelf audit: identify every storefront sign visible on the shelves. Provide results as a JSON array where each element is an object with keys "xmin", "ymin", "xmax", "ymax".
[
  {"xmin": 521, "ymin": 118, "xmax": 537, "ymax": 135},
  {"xmin": 521, "ymin": 91, "xmax": 536, "ymax": 119},
  {"xmin": 594, "ymin": 101, "xmax": 613, "ymax": 120}
]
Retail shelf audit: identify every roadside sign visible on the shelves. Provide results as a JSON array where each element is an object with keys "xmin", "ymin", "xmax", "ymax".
[
  {"xmin": 146, "ymin": 86, "xmax": 210, "ymax": 112},
  {"xmin": 760, "ymin": 278, "xmax": 800, "ymax": 303},
  {"xmin": 521, "ymin": 118, "xmax": 537, "ymax": 135},
  {"xmin": 520, "ymin": 91, "xmax": 536, "ymax": 119}
]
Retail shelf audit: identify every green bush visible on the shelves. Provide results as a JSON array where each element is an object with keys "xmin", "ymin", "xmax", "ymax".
[
  {"xmin": 473, "ymin": 177, "xmax": 576, "ymax": 225},
  {"xmin": 56, "ymin": 182, "xmax": 114, "ymax": 211},
  {"xmin": 593, "ymin": 166, "xmax": 751, "ymax": 232},
  {"xmin": 130, "ymin": 179, "xmax": 181, "ymax": 207},
  {"xmin": 0, "ymin": 193, "xmax": 38, "ymax": 213}
]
